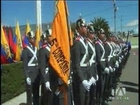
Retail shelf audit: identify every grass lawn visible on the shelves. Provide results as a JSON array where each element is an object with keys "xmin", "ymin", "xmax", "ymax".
[{"xmin": 128, "ymin": 36, "xmax": 139, "ymax": 46}]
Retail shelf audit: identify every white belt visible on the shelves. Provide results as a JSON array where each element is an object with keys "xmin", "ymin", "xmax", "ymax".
[
  {"xmin": 100, "ymin": 59, "xmax": 105, "ymax": 61},
  {"xmin": 108, "ymin": 56, "xmax": 113, "ymax": 58},
  {"xmin": 80, "ymin": 63, "xmax": 89, "ymax": 67}
]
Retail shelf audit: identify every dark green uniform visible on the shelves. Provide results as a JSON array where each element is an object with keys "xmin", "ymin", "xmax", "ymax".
[
  {"xmin": 104, "ymin": 41, "xmax": 114, "ymax": 99},
  {"xmin": 95, "ymin": 39, "xmax": 107, "ymax": 104},
  {"xmin": 22, "ymin": 43, "xmax": 40, "ymax": 105},
  {"xmin": 87, "ymin": 38, "xmax": 98, "ymax": 105},
  {"xmin": 71, "ymin": 35, "xmax": 91, "ymax": 105},
  {"xmin": 38, "ymin": 44, "xmax": 54, "ymax": 105}
]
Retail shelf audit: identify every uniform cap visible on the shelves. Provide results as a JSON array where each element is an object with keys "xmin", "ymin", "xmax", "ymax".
[
  {"xmin": 100, "ymin": 28, "xmax": 105, "ymax": 34},
  {"xmin": 87, "ymin": 24, "xmax": 95, "ymax": 34},
  {"xmin": 76, "ymin": 18, "xmax": 87, "ymax": 28},
  {"xmin": 45, "ymin": 29, "xmax": 52, "ymax": 37},
  {"xmin": 41, "ymin": 32, "xmax": 47, "ymax": 40},
  {"xmin": 27, "ymin": 31, "xmax": 35, "ymax": 39}
]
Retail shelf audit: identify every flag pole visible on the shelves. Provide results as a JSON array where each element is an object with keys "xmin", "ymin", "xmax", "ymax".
[
  {"xmin": 64, "ymin": 1, "xmax": 75, "ymax": 105},
  {"xmin": 36, "ymin": 0, "xmax": 42, "ymax": 34},
  {"xmin": 64, "ymin": 0, "xmax": 71, "ymax": 47}
]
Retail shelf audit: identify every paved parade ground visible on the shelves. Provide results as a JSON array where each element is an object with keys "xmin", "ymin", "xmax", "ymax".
[
  {"xmin": 2, "ymin": 48, "xmax": 139, "ymax": 105},
  {"xmin": 110, "ymin": 48, "xmax": 139, "ymax": 105}
]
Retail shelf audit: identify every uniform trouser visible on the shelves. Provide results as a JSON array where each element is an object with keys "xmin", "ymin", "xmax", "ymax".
[
  {"xmin": 26, "ymin": 75, "xmax": 40, "ymax": 105},
  {"xmin": 72, "ymin": 72, "xmax": 90, "ymax": 105},
  {"xmin": 104, "ymin": 74, "xmax": 111, "ymax": 98},
  {"xmin": 72, "ymin": 74, "xmax": 80, "ymax": 105},
  {"xmin": 96, "ymin": 74, "xmax": 106, "ymax": 104},
  {"xmin": 56, "ymin": 84, "xmax": 71, "ymax": 105},
  {"xmin": 79, "ymin": 83, "xmax": 90, "ymax": 105},
  {"xmin": 73, "ymin": 79, "xmax": 90, "ymax": 105},
  {"xmin": 41, "ymin": 84, "xmax": 53, "ymax": 105},
  {"xmin": 89, "ymin": 84, "xmax": 96, "ymax": 105}
]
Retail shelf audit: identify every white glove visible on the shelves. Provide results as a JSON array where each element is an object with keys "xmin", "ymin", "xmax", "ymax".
[
  {"xmin": 89, "ymin": 77, "xmax": 96, "ymax": 85},
  {"xmin": 104, "ymin": 67, "xmax": 110, "ymax": 74},
  {"xmin": 113, "ymin": 68, "xmax": 116, "ymax": 72},
  {"xmin": 45, "ymin": 82, "xmax": 52, "ymax": 91},
  {"xmin": 121, "ymin": 55, "xmax": 124, "ymax": 59},
  {"xmin": 82, "ymin": 80, "xmax": 91, "ymax": 91},
  {"xmin": 26, "ymin": 77, "xmax": 31, "ymax": 85},
  {"xmin": 68, "ymin": 79, "xmax": 70, "ymax": 85},
  {"xmin": 96, "ymin": 75, "xmax": 99, "ymax": 81},
  {"xmin": 115, "ymin": 61, "xmax": 119, "ymax": 68},
  {"xmin": 109, "ymin": 66, "xmax": 113, "ymax": 72},
  {"xmin": 119, "ymin": 57, "xmax": 121, "ymax": 63}
]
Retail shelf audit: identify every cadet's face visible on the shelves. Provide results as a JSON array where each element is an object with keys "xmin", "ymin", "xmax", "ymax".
[
  {"xmin": 88, "ymin": 32, "xmax": 95, "ymax": 40},
  {"xmin": 47, "ymin": 36, "xmax": 52, "ymax": 44},
  {"xmin": 99, "ymin": 33, "xmax": 106, "ymax": 41},
  {"xmin": 81, "ymin": 25, "xmax": 87, "ymax": 37},
  {"xmin": 29, "ymin": 37, "xmax": 35, "ymax": 45}
]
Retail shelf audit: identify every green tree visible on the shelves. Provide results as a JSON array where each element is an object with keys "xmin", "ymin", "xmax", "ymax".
[
  {"xmin": 70, "ymin": 21, "xmax": 76, "ymax": 33},
  {"xmin": 91, "ymin": 17, "xmax": 110, "ymax": 37}
]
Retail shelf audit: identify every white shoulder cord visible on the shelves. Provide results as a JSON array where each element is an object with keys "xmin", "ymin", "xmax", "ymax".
[
  {"xmin": 79, "ymin": 38, "xmax": 89, "ymax": 67},
  {"xmin": 27, "ymin": 46, "xmax": 38, "ymax": 66},
  {"xmin": 98, "ymin": 42, "xmax": 105, "ymax": 61},
  {"xmin": 106, "ymin": 42, "xmax": 113, "ymax": 61},
  {"xmin": 88, "ymin": 41, "xmax": 96, "ymax": 66}
]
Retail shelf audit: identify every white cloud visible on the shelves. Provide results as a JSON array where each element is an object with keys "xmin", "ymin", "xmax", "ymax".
[{"xmin": 126, "ymin": 19, "xmax": 138, "ymax": 27}]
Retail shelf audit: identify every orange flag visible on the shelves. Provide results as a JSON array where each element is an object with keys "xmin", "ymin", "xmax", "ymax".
[{"xmin": 49, "ymin": 0, "xmax": 70, "ymax": 85}]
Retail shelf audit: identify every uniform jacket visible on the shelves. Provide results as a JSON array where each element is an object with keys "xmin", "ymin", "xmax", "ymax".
[
  {"xmin": 71, "ymin": 35, "xmax": 91, "ymax": 82},
  {"xmin": 95, "ymin": 39, "xmax": 106, "ymax": 75},
  {"xmin": 22, "ymin": 43, "xmax": 39, "ymax": 83},
  {"xmin": 38, "ymin": 43, "xmax": 59, "ymax": 92},
  {"xmin": 87, "ymin": 38, "xmax": 98, "ymax": 79}
]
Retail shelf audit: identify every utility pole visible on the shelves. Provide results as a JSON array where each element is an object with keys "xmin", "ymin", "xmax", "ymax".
[
  {"xmin": 121, "ymin": 15, "xmax": 122, "ymax": 36},
  {"xmin": 113, "ymin": 0, "xmax": 117, "ymax": 35}
]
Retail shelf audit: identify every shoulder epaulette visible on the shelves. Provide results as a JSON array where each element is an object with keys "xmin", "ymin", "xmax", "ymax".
[
  {"xmin": 41, "ymin": 44, "xmax": 47, "ymax": 48},
  {"xmin": 95, "ymin": 41, "xmax": 100, "ymax": 44},
  {"xmin": 75, "ymin": 36, "xmax": 81, "ymax": 41}
]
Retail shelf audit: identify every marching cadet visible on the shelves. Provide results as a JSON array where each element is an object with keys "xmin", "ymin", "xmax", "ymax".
[
  {"xmin": 38, "ymin": 29, "xmax": 53, "ymax": 105},
  {"xmin": 38, "ymin": 29, "xmax": 71, "ymax": 105},
  {"xmin": 71, "ymin": 18, "xmax": 92, "ymax": 105},
  {"xmin": 86, "ymin": 24, "xmax": 98, "ymax": 105},
  {"xmin": 22, "ymin": 31, "xmax": 40, "ymax": 105},
  {"xmin": 95, "ymin": 28, "xmax": 110, "ymax": 105}
]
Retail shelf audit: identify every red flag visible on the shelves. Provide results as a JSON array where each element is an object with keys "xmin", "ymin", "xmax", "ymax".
[{"xmin": 8, "ymin": 27, "xmax": 16, "ymax": 59}]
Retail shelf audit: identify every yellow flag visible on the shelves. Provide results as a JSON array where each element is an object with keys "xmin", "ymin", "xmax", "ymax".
[
  {"xmin": 1, "ymin": 26, "xmax": 12, "ymax": 59},
  {"xmin": 25, "ymin": 21, "xmax": 31, "ymax": 35},
  {"xmin": 35, "ymin": 26, "xmax": 41, "ymax": 49},
  {"xmin": 49, "ymin": 0, "xmax": 70, "ymax": 85},
  {"xmin": 15, "ymin": 21, "xmax": 23, "ymax": 61}
]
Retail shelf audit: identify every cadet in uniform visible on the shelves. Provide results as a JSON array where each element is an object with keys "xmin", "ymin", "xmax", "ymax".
[
  {"xmin": 71, "ymin": 18, "xmax": 92, "ymax": 105},
  {"xmin": 95, "ymin": 28, "xmax": 110, "ymax": 105},
  {"xmin": 104, "ymin": 33, "xmax": 114, "ymax": 101},
  {"xmin": 22, "ymin": 31, "xmax": 40, "ymax": 105},
  {"xmin": 86, "ymin": 24, "xmax": 98, "ymax": 105},
  {"xmin": 38, "ymin": 29, "xmax": 53, "ymax": 105}
]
